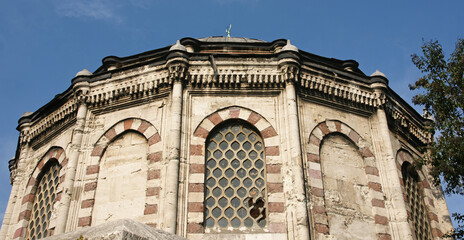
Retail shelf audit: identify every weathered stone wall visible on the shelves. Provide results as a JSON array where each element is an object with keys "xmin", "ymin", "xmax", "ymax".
[
  {"xmin": 0, "ymin": 37, "xmax": 454, "ymax": 240},
  {"xmin": 3, "ymin": 126, "xmax": 73, "ymax": 240},
  {"xmin": 320, "ymin": 134, "xmax": 376, "ymax": 239},
  {"xmin": 92, "ymin": 132, "xmax": 148, "ymax": 225},
  {"xmin": 73, "ymin": 100, "xmax": 167, "ymax": 232}
]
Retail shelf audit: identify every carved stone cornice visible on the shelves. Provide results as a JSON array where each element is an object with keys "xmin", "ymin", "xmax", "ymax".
[
  {"xmin": 8, "ymin": 158, "xmax": 16, "ymax": 184},
  {"xmin": 297, "ymin": 71, "xmax": 386, "ymax": 109},
  {"xmin": 280, "ymin": 64, "xmax": 300, "ymax": 83},
  {"xmin": 73, "ymin": 82, "xmax": 90, "ymax": 105},
  {"xmin": 384, "ymin": 101, "xmax": 432, "ymax": 146},
  {"xmin": 168, "ymin": 61, "xmax": 189, "ymax": 83},
  {"xmin": 188, "ymin": 67, "xmax": 284, "ymax": 88}
]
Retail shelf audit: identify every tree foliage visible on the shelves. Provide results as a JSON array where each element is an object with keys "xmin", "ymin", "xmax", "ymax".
[{"xmin": 410, "ymin": 38, "xmax": 464, "ymax": 238}]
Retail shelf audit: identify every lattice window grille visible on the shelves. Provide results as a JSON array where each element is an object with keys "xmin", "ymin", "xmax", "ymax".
[
  {"xmin": 204, "ymin": 122, "xmax": 268, "ymax": 231},
  {"xmin": 403, "ymin": 164, "xmax": 432, "ymax": 240},
  {"xmin": 26, "ymin": 163, "xmax": 60, "ymax": 240}
]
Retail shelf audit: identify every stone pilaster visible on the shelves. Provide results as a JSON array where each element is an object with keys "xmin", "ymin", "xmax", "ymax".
[
  {"xmin": 164, "ymin": 40, "xmax": 189, "ymax": 234},
  {"xmin": 0, "ymin": 114, "xmax": 32, "ymax": 240},
  {"xmin": 278, "ymin": 41, "xmax": 309, "ymax": 240},
  {"xmin": 370, "ymin": 80, "xmax": 413, "ymax": 240},
  {"xmin": 54, "ymin": 77, "xmax": 90, "ymax": 234}
]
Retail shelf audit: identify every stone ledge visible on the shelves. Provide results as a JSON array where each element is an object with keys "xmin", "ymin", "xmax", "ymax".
[
  {"xmin": 42, "ymin": 219, "xmax": 187, "ymax": 240},
  {"xmin": 190, "ymin": 233, "xmax": 287, "ymax": 240}
]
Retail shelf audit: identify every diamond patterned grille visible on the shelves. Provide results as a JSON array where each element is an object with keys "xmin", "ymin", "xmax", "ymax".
[
  {"xmin": 26, "ymin": 164, "xmax": 60, "ymax": 240},
  {"xmin": 402, "ymin": 164, "xmax": 432, "ymax": 240},
  {"xmin": 205, "ymin": 123, "xmax": 267, "ymax": 231}
]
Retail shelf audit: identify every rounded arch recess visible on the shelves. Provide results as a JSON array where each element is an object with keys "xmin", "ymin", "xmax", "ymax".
[
  {"xmin": 187, "ymin": 106, "xmax": 287, "ymax": 234},
  {"xmin": 396, "ymin": 149, "xmax": 442, "ymax": 238},
  {"xmin": 306, "ymin": 120, "xmax": 390, "ymax": 238},
  {"xmin": 90, "ymin": 118, "xmax": 161, "ymax": 159},
  {"xmin": 15, "ymin": 146, "xmax": 67, "ymax": 239},
  {"xmin": 77, "ymin": 118, "xmax": 163, "ymax": 228}
]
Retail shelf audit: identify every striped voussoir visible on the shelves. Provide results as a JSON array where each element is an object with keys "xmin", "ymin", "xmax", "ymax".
[
  {"xmin": 78, "ymin": 118, "xmax": 162, "ymax": 228},
  {"xmin": 396, "ymin": 150, "xmax": 442, "ymax": 238},
  {"xmin": 15, "ymin": 147, "xmax": 67, "ymax": 239},
  {"xmin": 307, "ymin": 120, "xmax": 391, "ymax": 239},
  {"xmin": 188, "ymin": 106, "xmax": 285, "ymax": 234}
]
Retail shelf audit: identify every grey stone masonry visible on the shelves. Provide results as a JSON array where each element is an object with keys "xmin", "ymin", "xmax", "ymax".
[{"xmin": 42, "ymin": 219, "xmax": 187, "ymax": 240}]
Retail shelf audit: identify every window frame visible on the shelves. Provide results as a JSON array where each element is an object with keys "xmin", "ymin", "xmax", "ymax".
[
  {"xmin": 25, "ymin": 159, "xmax": 61, "ymax": 240},
  {"xmin": 203, "ymin": 119, "xmax": 269, "ymax": 232}
]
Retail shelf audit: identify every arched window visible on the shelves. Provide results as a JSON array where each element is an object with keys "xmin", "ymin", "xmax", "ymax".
[
  {"xmin": 204, "ymin": 120, "xmax": 267, "ymax": 231},
  {"xmin": 401, "ymin": 162, "xmax": 432, "ymax": 240},
  {"xmin": 26, "ymin": 161, "xmax": 60, "ymax": 240}
]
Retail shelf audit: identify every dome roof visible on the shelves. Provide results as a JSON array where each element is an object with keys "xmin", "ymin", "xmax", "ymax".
[{"xmin": 197, "ymin": 36, "xmax": 266, "ymax": 43}]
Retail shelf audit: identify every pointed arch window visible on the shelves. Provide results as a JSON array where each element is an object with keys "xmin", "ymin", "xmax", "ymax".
[
  {"xmin": 204, "ymin": 120, "xmax": 268, "ymax": 231},
  {"xmin": 26, "ymin": 162, "xmax": 60, "ymax": 240},
  {"xmin": 401, "ymin": 162, "xmax": 432, "ymax": 240}
]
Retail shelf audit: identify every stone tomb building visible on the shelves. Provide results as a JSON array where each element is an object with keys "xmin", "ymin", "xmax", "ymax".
[{"xmin": 0, "ymin": 37, "xmax": 453, "ymax": 240}]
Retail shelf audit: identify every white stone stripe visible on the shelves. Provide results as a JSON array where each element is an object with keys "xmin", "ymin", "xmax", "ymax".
[
  {"xmin": 131, "ymin": 119, "xmax": 142, "ymax": 131},
  {"xmin": 114, "ymin": 122, "xmax": 124, "ymax": 135},
  {"xmin": 199, "ymin": 118, "xmax": 215, "ymax": 132},
  {"xmin": 308, "ymin": 179, "xmax": 323, "ymax": 189},
  {"xmin": 308, "ymin": 162, "xmax": 321, "ymax": 171},
  {"xmin": 188, "ymin": 192, "xmax": 204, "ymax": 202},
  {"xmin": 238, "ymin": 108, "xmax": 252, "ymax": 121},
  {"xmin": 264, "ymin": 135, "xmax": 279, "ymax": 147},
  {"xmin": 144, "ymin": 127, "xmax": 157, "ymax": 139},
  {"xmin": 189, "ymin": 173, "xmax": 204, "ymax": 183},
  {"xmin": 267, "ymin": 173, "xmax": 281, "ymax": 183},
  {"xmin": 254, "ymin": 118, "xmax": 270, "ymax": 132}
]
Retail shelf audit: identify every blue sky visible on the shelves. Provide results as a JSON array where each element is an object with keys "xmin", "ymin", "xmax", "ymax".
[{"xmin": 0, "ymin": 0, "xmax": 463, "ymax": 230}]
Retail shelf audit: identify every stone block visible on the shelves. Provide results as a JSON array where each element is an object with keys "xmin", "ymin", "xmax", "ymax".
[{"xmin": 42, "ymin": 219, "xmax": 187, "ymax": 240}]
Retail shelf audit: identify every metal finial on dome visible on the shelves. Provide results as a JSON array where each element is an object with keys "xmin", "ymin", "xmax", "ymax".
[
  {"xmin": 281, "ymin": 39, "xmax": 298, "ymax": 52},
  {"xmin": 169, "ymin": 40, "xmax": 187, "ymax": 52},
  {"xmin": 75, "ymin": 69, "xmax": 92, "ymax": 77},
  {"xmin": 370, "ymin": 70, "xmax": 387, "ymax": 78},
  {"xmin": 226, "ymin": 24, "xmax": 232, "ymax": 37}
]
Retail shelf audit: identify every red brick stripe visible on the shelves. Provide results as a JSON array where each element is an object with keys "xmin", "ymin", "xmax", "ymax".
[
  {"xmin": 188, "ymin": 202, "xmax": 204, "ymax": 212},
  {"xmin": 86, "ymin": 165, "xmax": 100, "ymax": 175},
  {"xmin": 148, "ymin": 152, "xmax": 162, "ymax": 163},
  {"xmin": 247, "ymin": 112, "xmax": 262, "ymax": 125},
  {"xmin": 105, "ymin": 128, "xmax": 117, "ymax": 141},
  {"xmin": 193, "ymin": 126, "xmax": 209, "ymax": 138},
  {"xmin": 124, "ymin": 119, "xmax": 133, "ymax": 130},
  {"xmin": 189, "ymin": 183, "xmax": 204, "ymax": 192},
  {"xmin": 208, "ymin": 113, "xmax": 223, "ymax": 125},
  {"xmin": 78, "ymin": 216, "xmax": 92, "ymax": 227},
  {"xmin": 137, "ymin": 121, "xmax": 151, "ymax": 133},
  {"xmin": 148, "ymin": 133, "xmax": 161, "ymax": 146},
  {"xmin": 147, "ymin": 169, "xmax": 161, "ymax": 180},
  {"xmin": 261, "ymin": 126, "xmax": 277, "ymax": 138},
  {"xmin": 144, "ymin": 204, "xmax": 158, "ymax": 215}
]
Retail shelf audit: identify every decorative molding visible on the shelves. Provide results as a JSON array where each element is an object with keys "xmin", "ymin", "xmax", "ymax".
[
  {"xmin": 28, "ymin": 98, "xmax": 77, "ymax": 145},
  {"xmin": 188, "ymin": 67, "xmax": 284, "ymax": 88},
  {"xmin": 385, "ymin": 103, "xmax": 431, "ymax": 146},
  {"xmin": 85, "ymin": 70, "xmax": 170, "ymax": 107},
  {"xmin": 298, "ymin": 72, "xmax": 385, "ymax": 108}
]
